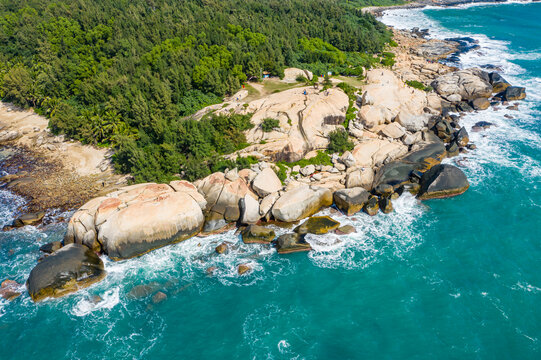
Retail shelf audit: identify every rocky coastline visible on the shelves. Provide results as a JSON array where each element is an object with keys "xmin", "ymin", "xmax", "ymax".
[{"xmin": 0, "ymin": 25, "xmax": 528, "ymax": 302}]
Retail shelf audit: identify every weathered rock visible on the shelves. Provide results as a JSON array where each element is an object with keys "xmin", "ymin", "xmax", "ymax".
[
  {"xmin": 39, "ymin": 241, "xmax": 63, "ymax": 254},
  {"xmin": 251, "ymin": 167, "xmax": 282, "ymax": 197},
  {"xmin": 345, "ymin": 168, "xmax": 374, "ymax": 190},
  {"xmin": 237, "ymin": 263, "xmax": 252, "ymax": 275},
  {"xmin": 26, "ymin": 244, "xmax": 106, "ymax": 302},
  {"xmin": 241, "ymin": 225, "xmax": 276, "ymax": 244},
  {"xmin": 0, "ymin": 130, "xmax": 20, "ymax": 143},
  {"xmin": 300, "ymin": 165, "xmax": 316, "ymax": 177},
  {"xmin": 446, "ymin": 142, "xmax": 459, "ymax": 157},
  {"xmin": 333, "ymin": 187, "xmax": 370, "ymax": 216},
  {"xmin": 381, "ymin": 122, "xmax": 406, "ymax": 139},
  {"xmin": 274, "ymin": 233, "xmax": 312, "ymax": 254},
  {"xmin": 502, "ymin": 86, "xmax": 526, "ymax": 101},
  {"xmin": 433, "ymin": 118, "xmax": 454, "ymax": 141},
  {"xmin": 402, "ymin": 142, "xmax": 446, "ymax": 171},
  {"xmin": 271, "ymin": 185, "xmax": 332, "ymax": 222},
  {"xmin": 259, "ymin": 192, "xmax": 280, "ymax": 218},
  {"xmin": 379, "ymin": 197, "xmax": 394, "ymax": 214},
  {"xmin": 239, "ymin": 194, "xmax": 261, "ymax": 224},
  {"xmin": 363, "ymin": 196, "xmax": 379, "ymax": 216},
  {"xmin": 471, "ymin": 97, "xmax": 490, "ymax": 110},
  {"xmin": 374, "ymin": 161, "xmax": 419, "ymax": 190},
  {"xmin": 335, "ymin": 225, "xmax": 356, "ymax": 235},
  {"xmin": 283, "ymin": 67, "xmax": 313, "ymax": 82},
  {"xmin": 152, "ymin": 291, "xmax": 167, "ymax": 304},
  {"xmin": 12, "ymin": 211, "xmax": 45, "ymax": 228},
  {"xmin": 294, "ymin": 216, "xmax": 340, "ymax": 235},
  {"xmin": 351, "ymin": 139, "xmax": 408, "ymax": 168},
  {"xmin": 489, "ymin": 72, "xmax": 511, "ymax": 93},
  {"xmin": 0, "ymin": 280, "xmax": 21, "ymax": 301},
  {"xmin": 417, "ymin": 164, "xmax": 470, "ymax": 200},
  {"xmin": 453, "ymin": 127, "xmax": 469, "ymax": 147},
  {"xmin": 374, "ymin": 183, "xmax": 394, "ymax": 197},
  {"xmin": 431, "ymin": 68, "xmax": 493, "ymax": 101},
  {"xmin": 215, "ymin": 242, "xmax": 228, "ymax": 254}
]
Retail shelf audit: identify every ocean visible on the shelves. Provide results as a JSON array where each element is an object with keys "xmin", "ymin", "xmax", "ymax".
[{"xmin": 1, "ymin": 2, "xmax": 541, "ymax": 358}]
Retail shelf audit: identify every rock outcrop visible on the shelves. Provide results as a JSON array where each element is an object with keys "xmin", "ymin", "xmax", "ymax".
[
  {"xmin": 431, "ymin": 68, "xmax": 492, "ymax": 102},
  {"xmin": 274, "ymin": 233, "xmax": 312, "ymax": 254},
  {"xmin": 65, "ymin": 182, "xmax": 205, "ymax": 260},
  {"xmin": 294, "ymin": 216, "xmax": 340, "ymax": 235},
  {"xmin": 356, "ymin": 69, "xmax": 439, "ymax": 132},
  {"xmin": 334, "ymin": 187, "xmax": 370, "ymax": 216},
  {"xmin": 241, "ymin": 225, "xmax": 276, "ymax": 244},
  {"xmin": 26, "ymin": 244, "xmax": 105, "ymax": 302}
]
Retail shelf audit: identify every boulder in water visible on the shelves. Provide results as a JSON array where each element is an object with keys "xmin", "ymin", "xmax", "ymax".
[
  {"xmin": 363, "ymin": 196, "xmax": 380, "ymax": 216},
  {"xmin": 502, "ymin": 86, "xmax": 526, "ymax": 101},
  {"xmin": 417, "ymin": 164, "xmax": 470, "ymax": 200},
  {"xmin": 471, "ymin": 97, "xmax": 490, "ymax": 110},
  {"xmin": 241, "ymin": 225, "xmax": 276, "ymax": 244},
  {"xmin": 274, "ymin": 233, "xmax": 312, "ymax": 254},
  {"xmin": 294, "ymin": 216, "xmax": 340, "ymax": 235},
  {"xmin": 489, "ymin": 72, "xmax": 511, "ymax": 93},
  {"xmin": 0, "ymin": 280, "xmax": 21, "ymax": 301},
  {"xmin": 26, "ymin": 244, "xmax": 106, "ymax": 302},
  {"xmin": 12, "ymin": 211, "xmax": 45, "ymax": 228}
]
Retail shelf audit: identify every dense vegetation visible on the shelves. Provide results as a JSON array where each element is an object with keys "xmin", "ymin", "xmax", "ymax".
[{"xmin": 0, "ymin": 0, "xmax": 398, "ymax": 182}]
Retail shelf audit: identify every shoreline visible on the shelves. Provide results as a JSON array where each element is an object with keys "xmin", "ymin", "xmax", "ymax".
[
  {"xmin": 363, "ymin": 0, "xmax": 538, "ymax": 16},
  {"xmin": 1, "ymin": 2, "xmax": 531, "ymax": 301}
]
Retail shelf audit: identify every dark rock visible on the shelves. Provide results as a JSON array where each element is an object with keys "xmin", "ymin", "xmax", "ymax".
[
  {"xmin": 403, "ymin": 183, "xmax": 421, "ymax": 195},
  {"xmin": 502, "ymin": 86, "xmax": 526, "ymax": 101},
  {"xmin": 471, "ymin": 97, "xmax": 490, "ymax": 110},
  {"xmin": 241, "ymin": 225, "xmax": 275, "ymax": 244},
  {"xmin": 294, "ymin": 216, "xmax": 340, "ymax": 235},
  {"xmin": 26, "ymin": 243, "xmax": 106, "ymax": 302},
  {"xmin": 472, "ymin": 121, "xmax": 493, "ymax": 132},
  {"xmin": 39, "ymin": 241, "xmax": 63, "ymax": 254},
  {"xmin": 374, "ymin": 161, "xmax": 419, "ymax": 190},
  {"xmin": 12, "ymin": 211, "xmax": 45, "ymax": 228},
  {"xmin": 417, "ymin": 164, "xmax": 470, "ymax": 200},
  {"xmin": 489, "ymin": 72, "xmax": 511, "ymax": 93},
  {"xmin": 457, "ymin": 101, "xmax": 474, "ymax": 112},
  {"xmin": 379, "ymin": 197, "xmax": 393, "ymax": 214},
  {"xmin": 274, "ymin": 233, "xmax": 311, "ymax": 254},
  {"xmin": 333, "ymin": 187, "xmax": 370, "ymax": 216},
  {"xmin": 223, "ymin": 205, "xmax": 240, "ymax": 222},
  {"xmin": 374, "ymin": 183, "xmax": 394, "ymax": 197},
  {"xmin": 202, "ymin": 211, "xmax": 228, "ymax": 233},
  {"xmin": 335, "ymin": 225, "xmax": 356, "ymax": 235},
  {"xmin": 363, "ymin": 196, "xmax": 379, "ymax": 216},
  {"xmin": 453, "ymin": 127, "xmax": 469, "ymax": 147},
  {"xmin": 467, "ymin": 144, "xmax": 477, "ymax": 150},
  {"xmin": 506, "ymin": 105, "xmax": 518, "ymax": 111},
  {"xmin": 433, "ymin": 118, "xmax": 454, "ymax": 141},
  {"xmin": 402, "ymin": 142, "xmax": 447, "ymax": 170},
  {"xmin": 446, "ymin": 142, "xmax": 459, "ymax": 157}
]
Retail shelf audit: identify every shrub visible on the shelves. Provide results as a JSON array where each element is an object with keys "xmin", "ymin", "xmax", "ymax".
[
  {"xmin": 296, "ymin": 74, "xmax": 308, "ymax": 82},
  {"xmin": 327, "ymin": 128, "xmax": 354, "ymax": 154},
  {"xmin": 405, "ymin": 80, "xmax": 432, "ymax": 92},
  {"xmin": 261, "ymin": 118, "xmax": 280, "ymax": 132},
  {"xmin": 274, "ymin": 163, "xmax": 288, "ymax": 183}
]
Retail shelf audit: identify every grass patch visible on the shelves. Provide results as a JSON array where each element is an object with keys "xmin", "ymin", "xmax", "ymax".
[{"xmin": 405, "ymin": 80, "xmax": 433, "ymax": 92}]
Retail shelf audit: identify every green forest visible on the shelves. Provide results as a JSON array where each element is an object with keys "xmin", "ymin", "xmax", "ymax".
[{"xmin": 0, "ymin": 0, "xmax": 399, "ymax": 182}]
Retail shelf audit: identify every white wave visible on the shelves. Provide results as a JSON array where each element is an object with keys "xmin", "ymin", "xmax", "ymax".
[
  {"xmin": 71, "ymin": 288, "xmax": 120, "ymax": 317},
  {"xmin": 0, "ymin": 189, "xmax": 26, "ymax": 228},
  {"xmin": 306, "ymin": 193, "xmax": 426, "ymax": 270},
  {"xmin": 512, "ymin": 281, "xmax": 541, "ymax": 293}
]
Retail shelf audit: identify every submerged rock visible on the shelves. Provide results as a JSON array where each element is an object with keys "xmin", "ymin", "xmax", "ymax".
[
  {"xmin": 215, "ymin": 242, "xmax": 228, "ymax": 254},
  {"xmin": 26, "ymin": 244, "xmax": 106, "ymax": 302},
  {"xmin": 274, "ymin": 233, "xmax": 312, "ymax": 254},
  {"xmin": 271, "ymin": 185, "xmax": 332, "ymax": 222},
  {"xmin": 0, "ymin": 280, "xmax": 21, "ymax": 301},
  {"xmin": 237, "ymin": 264, "xmax": 252, "ymax": 275},
  {"xmin": 335, "ymin": 225, "xmax": 356, "ymax": 235},
  {"xmin": 241, "ymin": 225, "xmax": 276, "ymax": 244},
  {"xmin": 417, "ymin": 164, "xmax": 470, "ymax": 200},
  {"xmin": 152, "ymin": 291, "xmax": 167, "ymax": 304},
  {"xmin": 333, "ymin": 187, "xmax": 370, "ymax": 216},
  {"xmin": 294, "ymin": 216, "xmax": 340, "ymax": 235}
]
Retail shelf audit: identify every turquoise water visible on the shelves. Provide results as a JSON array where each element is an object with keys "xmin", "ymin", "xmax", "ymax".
[{"xmin": 2, "ymin": 3, "xmax": 541, "ymax": 358}]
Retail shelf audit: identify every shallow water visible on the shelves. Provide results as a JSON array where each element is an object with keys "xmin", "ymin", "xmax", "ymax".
[{"xmin": 1, "ymin": 3, "xmax": 541, "ymax": 358}]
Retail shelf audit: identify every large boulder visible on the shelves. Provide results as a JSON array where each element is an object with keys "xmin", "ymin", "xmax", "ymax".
[
  {"xmin": 374, "ymin": 161, "xmax": 420, "ymax": 190},
  {"xmin": 65, "ymin": 182, "xmax": 205, "ymax": 260},
  {"xmin": 333, "ymin": 187, "xmax": 370, "ymax": 216},
  {"xmin": 251, "ymin": 167, "xmax": 282, "ymax": 197},
  {"xmin": 351, "ymin": 139, "xmax": 408, "ymax": 168},
  {"xmin": 283, "ymin": 67, "xmax": 313, "ymax": 82},
  {"xmin": 271, "ymin": 185, "xmax": 332, "ymax": 222},
  {"xmin": 417, "ymin": 164, "xmax": 470, "ymax": 200},
  {"xmin": 431, "ymin": 68, "xmax": 492, "ymax": 101},
  {"xmin": 402, "ymin": 141, "xmax": 446, "ymax": 171},
  {"xmin": 489, "ymin": 72, "xmax": 511, "ymax": 93},
  {"xmin": 345, "ymin": 168, "xmax": 374, "ymax": 190},
  {"xmin": 26, "ymin": 244, "xmax": 105, "ymax": 302}
]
